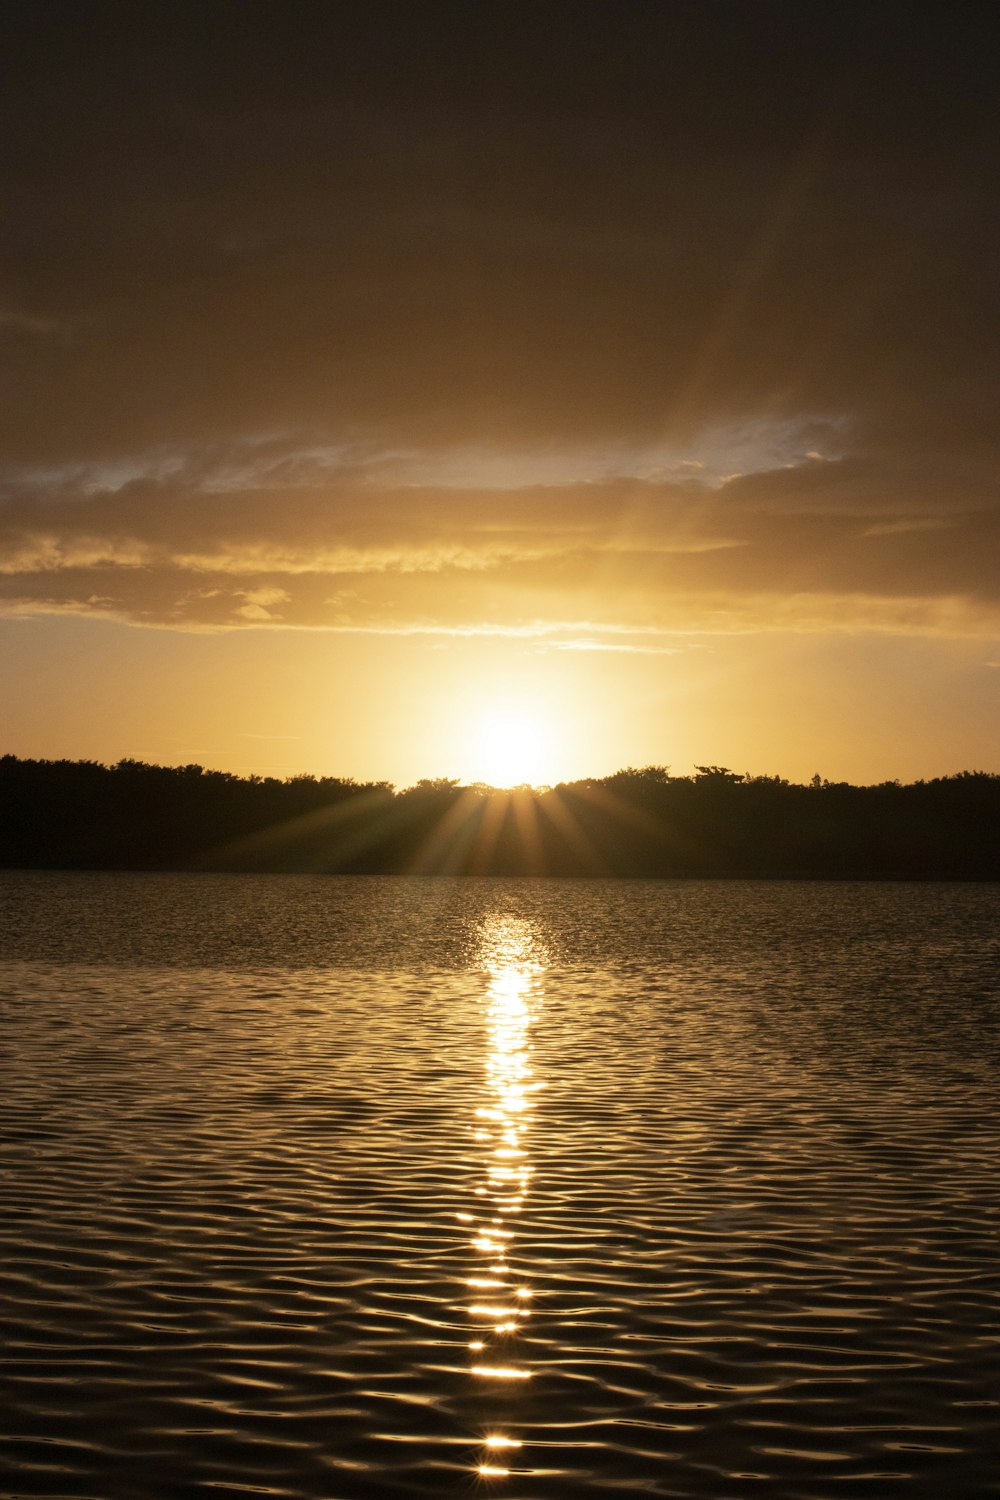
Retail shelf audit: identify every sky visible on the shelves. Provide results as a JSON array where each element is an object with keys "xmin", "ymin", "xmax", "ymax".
[{"xmin": 1, "ymin": 1, "xmax": 997, "ymax": 787}]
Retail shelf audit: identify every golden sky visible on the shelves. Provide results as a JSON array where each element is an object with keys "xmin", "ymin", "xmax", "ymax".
[{"xmin": 1, "ymin": 4, "xmax": 997, "ymax": 786}]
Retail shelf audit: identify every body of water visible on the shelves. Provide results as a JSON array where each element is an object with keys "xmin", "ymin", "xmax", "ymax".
[{"xmin": 2, "ymin": 872, "xmax": 999, "ymax": 1498}]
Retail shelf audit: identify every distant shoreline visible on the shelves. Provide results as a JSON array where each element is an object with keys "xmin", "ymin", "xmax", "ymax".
[
  {"xmin": 3, "ymin": 755, "xmax": 997, "ymax": 881},
  {"xmin": 3, "ymin": 868, "xmax": 996, "ymax": 885}
]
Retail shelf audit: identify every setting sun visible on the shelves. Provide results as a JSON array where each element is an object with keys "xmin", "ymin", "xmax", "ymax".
[{"xmin": 471, "ymin": 709, "xmax": 548, "ymax": 788}]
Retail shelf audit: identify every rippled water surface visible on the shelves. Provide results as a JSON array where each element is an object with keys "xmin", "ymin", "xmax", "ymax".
[{"xmin": 2, "ymin": 873, "xmax": 999, "ymax": 1499}]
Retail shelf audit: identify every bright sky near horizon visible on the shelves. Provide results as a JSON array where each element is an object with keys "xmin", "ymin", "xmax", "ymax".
[{"xmin": 1, "ymin": 3, "xmax": 997, "ymax": 787}]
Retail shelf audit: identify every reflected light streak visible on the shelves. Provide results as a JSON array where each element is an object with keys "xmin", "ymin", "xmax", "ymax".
[{"xmin": 464, "ymin": 914, "xmax": 544, "ymax": 1478}]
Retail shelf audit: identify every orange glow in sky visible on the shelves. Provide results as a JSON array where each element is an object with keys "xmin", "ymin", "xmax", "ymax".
[{"xmin": 0, "ymin": 8, "xmax": 997, "ymax": 787}]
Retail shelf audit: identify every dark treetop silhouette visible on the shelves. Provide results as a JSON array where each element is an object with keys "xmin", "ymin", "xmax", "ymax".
[{"xmin": 1, "ymin": 756, "xmax": 997, "ymax": 879}]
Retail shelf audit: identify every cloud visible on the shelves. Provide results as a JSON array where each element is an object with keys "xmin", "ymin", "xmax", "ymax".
[
  {"xmin": 234, "ymin": 585, "xmax": 290, "ymax": 622},
  {"xmin": 0, "ymin": 6, "xmax": 996, "ymax": 647},
  {"xmin": 0, "ymin": 430, "xmax": 997, "ymax": 638},
  {"xmin": 3, "ymin": 8, "xmax": 997, "ymax": 467},
  {"xmin": 548, "ymin": 640, "xmax": 687, "ymax": 655},
  {"xmin": 240, "ymin": 586, "xmax": 290, "ymax": 608},
  {"xmin": 4, "ymin": 456, "xmax": 999, "ymax": 639}
]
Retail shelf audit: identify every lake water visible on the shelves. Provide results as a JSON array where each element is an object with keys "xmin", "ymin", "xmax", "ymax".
[{"xmin": 2, "ymin": 872, "xmax": 999, "ymax": 1499}]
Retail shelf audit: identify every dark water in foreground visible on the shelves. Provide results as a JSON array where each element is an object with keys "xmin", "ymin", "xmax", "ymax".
[{"xmin": 2, "ymin": 874, "xmax": 999, "ymax": 1500}]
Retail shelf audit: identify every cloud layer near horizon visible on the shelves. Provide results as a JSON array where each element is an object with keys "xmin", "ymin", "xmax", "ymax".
[
  {"xmin": 1, "ymin": 444, "xmax": 996, "ymax": 637},
  {"xmin": 1, "ymin": 4, "xmax": 997, "ymax": 643}
]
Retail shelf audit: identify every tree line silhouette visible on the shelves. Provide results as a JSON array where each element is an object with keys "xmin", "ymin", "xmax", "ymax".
[{"xmin": 1, "ymin": 755, "xmax": 997, "ymax": 879}]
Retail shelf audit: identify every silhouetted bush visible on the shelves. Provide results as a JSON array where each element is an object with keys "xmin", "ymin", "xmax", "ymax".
[{"xmin": 1, "ymin": 756, "xmax": 997, "ymax": 878}]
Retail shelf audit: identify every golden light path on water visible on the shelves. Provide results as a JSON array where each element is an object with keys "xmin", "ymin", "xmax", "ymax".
[{"xmin": 463, "ymin": 915, "xmax": 544, "ymax": 1480}]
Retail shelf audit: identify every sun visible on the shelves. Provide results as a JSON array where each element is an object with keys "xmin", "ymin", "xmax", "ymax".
[{"xmin": 473, "ymin": 708, "xmax": 547, "ymax": 788}]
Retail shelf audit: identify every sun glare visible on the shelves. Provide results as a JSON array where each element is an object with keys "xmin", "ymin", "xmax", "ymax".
[{"xmin": 474, "ymin": 709, "xmax": 547, "ymax": 788}]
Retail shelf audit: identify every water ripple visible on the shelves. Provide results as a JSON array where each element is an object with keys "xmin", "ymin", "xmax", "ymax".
[{"xmin": 1, "ymin": 875, "xmax": 999, "ymax": 1497}]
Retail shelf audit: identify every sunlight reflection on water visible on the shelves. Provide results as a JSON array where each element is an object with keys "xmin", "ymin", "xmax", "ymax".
[{"xmin": 466, "ymin": 915, "xmax": 546, "ymax": 1479}]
